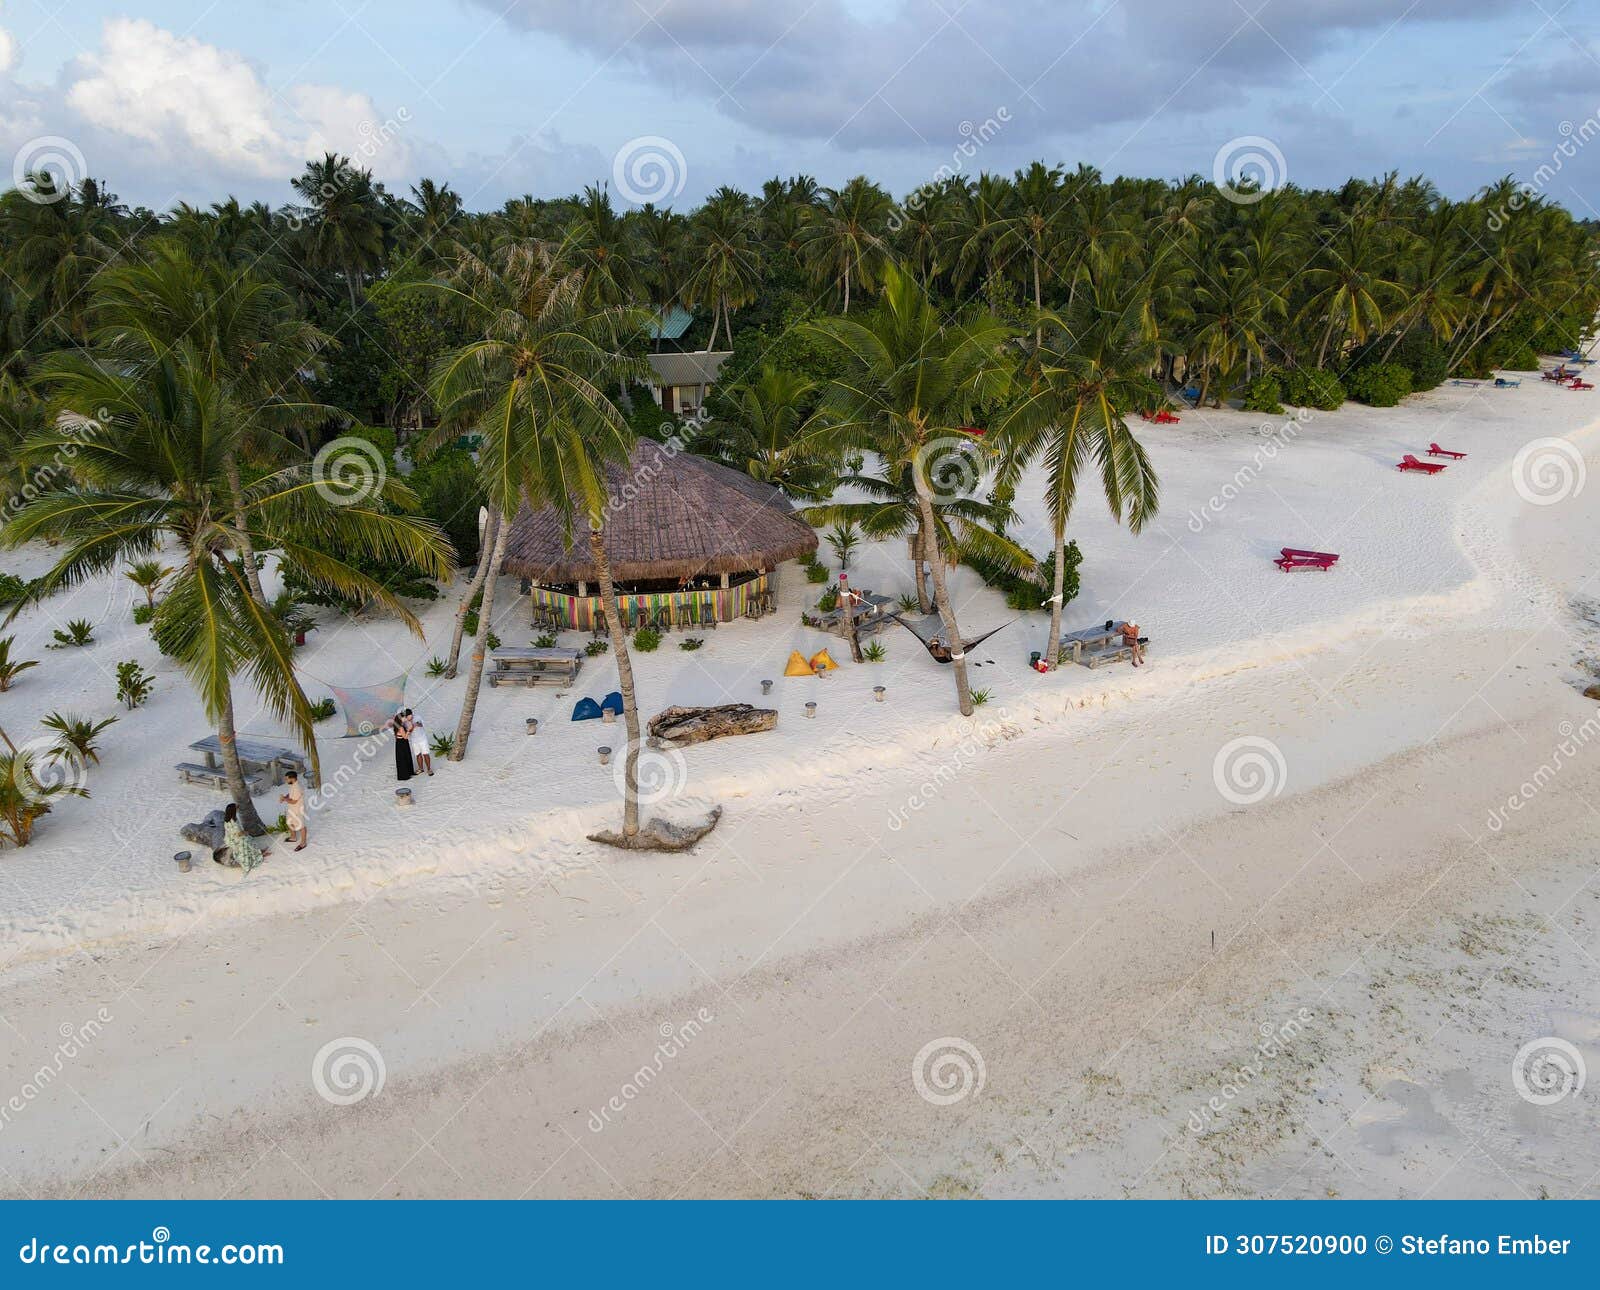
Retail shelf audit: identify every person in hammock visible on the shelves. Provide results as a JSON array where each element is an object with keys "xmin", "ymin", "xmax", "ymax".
[{"xmin": 926, "ymin": 633, "xmax": 954, "ymax": 664}]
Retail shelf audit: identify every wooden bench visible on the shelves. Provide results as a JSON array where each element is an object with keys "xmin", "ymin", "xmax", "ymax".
[
  {"xmin": 175, "ymin": 762, "xmax": 268, "ymax": 794},
  {"xmin": 488, "ymin": 647, "xmax": 583, "ymax": 688},
  {"xmin": 1059, "ymin": 622, "xmax": 1147, "ymax": 669}
]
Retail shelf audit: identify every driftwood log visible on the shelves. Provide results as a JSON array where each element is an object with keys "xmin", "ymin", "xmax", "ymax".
[
  {"xmin": 648, "ymin": 704, "xmax": 777, "ymax": 746},
  {"xmin": 589, "ymin": 806, "xmax": 723, "ymax": 852}
]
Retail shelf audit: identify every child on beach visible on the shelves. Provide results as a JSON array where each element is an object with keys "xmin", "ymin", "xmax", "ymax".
[{"xmin": 280, "ymin": 770, "xmax": 307, "ymax": 852}]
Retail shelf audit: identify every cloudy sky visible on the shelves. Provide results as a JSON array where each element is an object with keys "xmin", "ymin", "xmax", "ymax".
[{"xmin": 1, "ymin": 0, "xmax": 1596, "ymax": 215}]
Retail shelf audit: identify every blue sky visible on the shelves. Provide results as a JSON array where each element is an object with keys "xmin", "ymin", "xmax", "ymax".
[{"xmin": 1, "ymin": 0, "xmax": 1596, "ymax": 215}]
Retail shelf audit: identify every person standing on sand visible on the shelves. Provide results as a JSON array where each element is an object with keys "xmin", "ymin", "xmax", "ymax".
[
  {"xmin": 280, "ymin": 770, "xmax": 307, "ymax": 851},
  {"xmin": 406, "ymin": 709, "xmax": 433, "ymax": 776},
  {"xmin": 221, "ymin": 801, "xmax": 270, "ymax": 873},
  {"xmin": 387, "ymin": 710, "xmax": 414, "ymax": 781}
]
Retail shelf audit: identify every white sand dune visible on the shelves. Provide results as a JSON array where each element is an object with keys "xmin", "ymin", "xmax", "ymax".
[{"xmin": 1, "ymin": 360, "xmax": 1597, "ymax": 1198}]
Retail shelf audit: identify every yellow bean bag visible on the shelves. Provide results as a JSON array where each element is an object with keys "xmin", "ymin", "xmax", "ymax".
[
  {"xmin": 810, "ymin": 649, "xmax": 839, "ymax": 672},
  {"xmin": 784, "ymin": 650, "xmax": 816, "ymax": 677}
]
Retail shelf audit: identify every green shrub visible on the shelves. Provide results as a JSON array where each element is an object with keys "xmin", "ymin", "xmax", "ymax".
[
  {"xmin": 429, "ymin": 732, "xmax": 455, "ymax": 758},
  {"xmin": 425, "ymin": 655, "xmax": 448, "ymax": 677},
  {"xmin": 463, "ymin": 609, "xmax": 479, "ymax": 636},
  {"xmin": 970, "ymin": 687, "xmax": 992, "ymax": 706},
  {"xmin": 1280, "ymin": 368, "xmax": 1345, "ymax": 410},
  {"xmin": 804, "ymin": 560, "xmax": 830, "ymax": 584},
  {"xmin": 632, "ymin": 626, "xmax": 662, "ymax": 653},
  {"xmin": 115, "ymin": 661, "xmax": 153, "ymax": 710},
  {"xmin": 679, "ymin": 636, "xmax": 704, "ymax": 651},
  {"xmin": 584, "ymin": 639, "xmax": 610, "ymax": 656},
  {"xmin": 132, "ymin": 603, "xmax": 155, "ymax": 625},
  {"xmin": 1344, "ymin": 362, "xmax": 1413, "ymax": 408},
  {"xmin": 534, "ymin": 633, "xmax": 556, "ymax": 648},
  {"xmin": 310, "ymin": 698, "xmax": 337, "ymax": 721},
  {"xmin": 1389, "ymin": 332, "xmax": 1449, "ymax": 391},
  {"xmin": 49, "ymin": 619, "xmax": 95, "ymax": 649},
  {"xmin": 485, "ymin": 630, "xmax": 501, "ymax": 651},
  {"xmin": 1240, "ymin": 373, "xmax": 1284, "ymax": 414},
  {"xmin": 0, "ymin": 572, "xmax": 31, "ymax": 606},
  {"xmin": 816, "ymin": 586, "xmax": 839, "ymax": 613},
  {"xmin": 0, "ymin": 636, "xmax": 38, "ymax": 691},
  {"xmin": 863, "ymin": 641, "xmax": 886, "ymax": 662}
]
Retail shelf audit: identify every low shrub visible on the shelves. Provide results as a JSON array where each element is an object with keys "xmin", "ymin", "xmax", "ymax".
[
  {"xmin": 1389, "ymin": 332, "xmax": 1449, "ymax": 391},
  {"xmin": 1344, "ymin": 362, "xmax": 1413, "ymax": 408},
  {"xmin": 310, "ymin": 698, "xmax": 337, "ymax": 721},
  {"xmin": 1240, "ymin": 373, "xmax": 1284, "ymax": 414},
  {"xmin": 1280, "ymin": 367, "xmax": 1345, "ymax": 410},
  {"xmin": 132, "ymin": 603, "xmax": 155, "ymax": 625},
  {"xmin": 425, "ymin": 655, "xmax": 448, "ymax": 677},
  {"xmin": 584, "ymin": 639, "xmax": 610, "ymax": 657},
  {"xmin": 632, "ymin": 626, "xmax": 662, "ymax": 653},
  {"xmin": 534, "ymin": 633, "xmax": 556, "ymax": 648},
  {"xmin": 115, "ymin": 661, "xmax": 153, "ymax": 710},
  {"xmin": 679, "ymin": 637, "xmax": 704, "ymax": 651}
]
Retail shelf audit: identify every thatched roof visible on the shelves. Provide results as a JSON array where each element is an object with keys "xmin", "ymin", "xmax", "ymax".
[{"xmin": 502, "ymin": 442, "xmax": 819, "ymax": 583}]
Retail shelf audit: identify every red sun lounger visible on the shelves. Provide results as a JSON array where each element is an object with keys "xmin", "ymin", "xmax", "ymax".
[
  {"xmin": 1275, "ymin": 548, "xmax": 1339, "ymax": 572},
  {"xmin": 1569, "ymin": 379, "xmax": 1594, "ymax": 390},
  {"xmin": 1427, "ymin": 443, "xmax": 1467, "ymax": 459},
  {"xmin": 1397, "ymin": 454, "xmax": 1447, "ymax": 474}
]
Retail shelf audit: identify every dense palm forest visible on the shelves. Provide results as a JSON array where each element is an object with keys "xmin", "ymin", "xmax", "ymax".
[{"xmin": 0, "ymin": 155, "xmax": 1594, "ymax": 822}]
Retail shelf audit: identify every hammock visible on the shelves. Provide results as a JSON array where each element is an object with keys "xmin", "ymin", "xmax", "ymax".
[
  {"xmin": 893, "ymin": 615, "xmax": 1015, "ymax": 664},
  {"xmin": 327, "ymin": 674, "xmax": 407, "ymax": 737}
]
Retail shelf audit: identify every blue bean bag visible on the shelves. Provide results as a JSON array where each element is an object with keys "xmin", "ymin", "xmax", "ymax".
[
  {"xmin": 600, "ymin": 691, "xmax": 623, "ymax": 716},
  {"xmin": 571, "ymin": 697, "xmax": 603, "ymax": 722}
]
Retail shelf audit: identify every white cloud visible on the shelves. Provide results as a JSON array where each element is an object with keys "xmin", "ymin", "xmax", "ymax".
[{"xmin": 63, "ymin": 18, "xmax": 412, "ymax": 181}]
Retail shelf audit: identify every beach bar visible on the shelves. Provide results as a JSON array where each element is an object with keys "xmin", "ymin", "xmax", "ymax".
[{"xmin": 502, "ymin": 441, "xmax": 818, "ymax": 630}]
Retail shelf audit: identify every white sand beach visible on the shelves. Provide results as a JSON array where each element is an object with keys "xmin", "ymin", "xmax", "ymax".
[{"xmin": 2, "ymin": 361, "xmax": 1598, "ymax": 1199}]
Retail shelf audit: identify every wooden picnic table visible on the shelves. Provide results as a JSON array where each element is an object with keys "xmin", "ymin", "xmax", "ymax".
[
  {"xmin": 488, "ymin": 646, "xmax": 583, "ymax": 688},
  {"xmin": 1058, "ymin": 621, "xmax": 1144, "ymax": 669},
  {"xmin": 183, "ymin": 735, "xmax": 313, "ymax": 789},
  {"xmin": 818, "ymin": 592, "xmax": 900, "ymax": 638}
]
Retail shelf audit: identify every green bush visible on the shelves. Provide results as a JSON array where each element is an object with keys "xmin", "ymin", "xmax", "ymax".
[
  {"xmin": 1389, "ymin": 332, "xmax": 1449, "ymax": 391},
  {"xmin": 132, "ymin": 603, "xmax": 155, "ymax": 625},
  {"xmin": 1344, "ymin": 362, "xmax": 1413, "ymax": 408},
  {"xmin": 1240, "ymin": 373, "xmax": 1284, "ymax": 414},
  {"xmin": 0, "ymin": 572, "xmax": 30, "ymax": 606},
  {"xmin": 804, "ymin": 559, "xmax": 830, "ymax": 584},
  {"xmin": 632, "ymin": 626, "xmax": 662, "ymax": 653},
  {"xmin": 310, "ymin": 697, "xmax": 337, "ymax": 721},
  {"xmin": 341, "ymin": 420, "xmax": 397, "ymax": 461},
  {"xmin": 534, "ymin": 633, "xmax": 556, "ymax": 648},
  {"xmin": 1280, "ymin": 368, "xmax": 1345, "ymax": 410},
  {"xmin": 584, "ymin": 638, "xmax": 610, "ymax": 657},
  {"xmin": 816, "ymin": 586, "xmax": 839, "ymax": 613}
]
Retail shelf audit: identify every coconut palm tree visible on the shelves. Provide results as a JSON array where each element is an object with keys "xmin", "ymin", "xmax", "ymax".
[
  {"xmin": 124, "ymin": 559, "xmax": 173, "ymax": 608},
  {"xmin": 799, "ymin": 177, "xmax": 893, "ymax": 313},
  {"xmin": 996, "ymin": 285, "xmax": 1161, "ymax": 666},
  {"xmin": 87, "ymin": 240, "xmax": 334, "ymax": 604},
  {"xmin": 683, "ymin": 191, "xmax": 762, "ymax": 351},
  {"xmin": 805, "ymin": 266, "xmax": 1015, "ymax": 715},
  {"xmin": 564, "ymin": 184, "xmax": 641, "ymax": 308},
  {"xmin": 290, "ymin": 154, "xmax": 389, "ymax": 308},
  {"xmin": 701, "ymin": 366, "xmax": 836, "ymax": 498},
  {"xmin": 423, "ymin": 243, "xmax": 652, "ymax": 819},
  {"xmin": 7, "ymin": 344, "xmax": 450, "ymax": 834}
]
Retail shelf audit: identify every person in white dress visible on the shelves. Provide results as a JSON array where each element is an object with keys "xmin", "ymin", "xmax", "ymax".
[{"xmin": 405, "ymin": 709, "xmax": 433, "ymax": 776}]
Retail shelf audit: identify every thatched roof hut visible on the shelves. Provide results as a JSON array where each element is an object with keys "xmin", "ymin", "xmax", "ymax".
[{"xmin": 502, "ymin": 441, "xmax": 818, "ymax": 585}]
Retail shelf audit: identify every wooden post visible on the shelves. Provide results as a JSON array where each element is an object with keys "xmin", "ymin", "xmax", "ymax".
[{"xmin": 839, "ymin": 573, "xmax": 863, "ymax": 664}]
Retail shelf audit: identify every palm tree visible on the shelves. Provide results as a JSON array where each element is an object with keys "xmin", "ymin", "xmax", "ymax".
[
  {"xmin": 701, "ymin": 367, "xmax": 836, "ymax": 498},
  {"xmin": 805, "ymin": 267, "xmax": 1015, "ymax": 715},
  {"xmin": 683, "ymin": 192, "xmax": 761, "ymax": 351},
  {"xmin": 799, "ymin": 177, "xmax": 893, "ymax": 313},
  {"xmin": 423, "ymin": 243, "xmax": 651, "ymax": 807},
  {"xmin": 997, "ymin": 286, "xmax": 1161, "ymax": 666},
  {"xmin": 290, "ymin": 154, "xmax": 388, "ymax": 307},
  {"xmin": 0, "ymin": 176, "xmax": 122, "ymax": 344},
  {"xmin": 88, "ymin": 240, "xmax": 334, "ymax": 604},
  {"xmin": 8, "ymin": 345, "xmax": 450, "ymax": 834},
  {"xmin": 124, "ymin": 559, "xmax": 173, "ymax": 608}
]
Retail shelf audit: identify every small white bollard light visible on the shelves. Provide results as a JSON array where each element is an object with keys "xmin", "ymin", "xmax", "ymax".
[
  {"xmin": 873, "ymin": 685, "xmax": 886, "ymax": 703},
  {"xmin": 804, "ymin": 701, "xmax": 817, "ymax": 719},
  {"xmin": 761, "ymin": 679, "xmax": 774, "ymax": 695},
  {"xmin": 395, "ymin": 787, "xmax": 414, "ymax": 807},
  {"xmin": 174, "ymin": 850, "xmax": 192, "ymax": 873},
  {"xmin": 598, "ymin": 746, "xmax": 613, "ymax": 766},
  {"xmin": 525, "ymin": 717, "xmax": 539, "ymax": 736},
  {"xmin": 602, "ymin": 708, "xmax": 617, "ymax": 724}
]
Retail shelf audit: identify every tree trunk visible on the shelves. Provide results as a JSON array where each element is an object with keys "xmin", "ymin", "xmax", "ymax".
[
  {"xmin": 912, "ymin": 474, "xmax": 973, "ymax": 717},
  {"xmin": 1044, "ymin": 517, "xmax": 1068, "ymax": 668},
  {"xmin": 842, "ymin": 265, "xmax": 851, "ymax": 314},
  {"xmin": 218, "ymin": 682, "xmax": 268, "ymax": 835},
  {"xmin": 589, "ymin": 523, "xmax": 642, "ymax": 838},
  {"xmin": 445, "ymin": 507, "xmax": 500, "ymax": 679},
  {"xmin": 224, "ymin": 455, "xmax": 268, "ymax": 604},
  {"xmin": 705, "ymin": 303, "xmax": 721, "ymax": 352},
  {"xmin": 911, "ymin": 521, "xmax": 932, "ymax": 613},
  {"xmin": 450, "ymin": 511, "xmax": 509, "ymax": 760}
]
